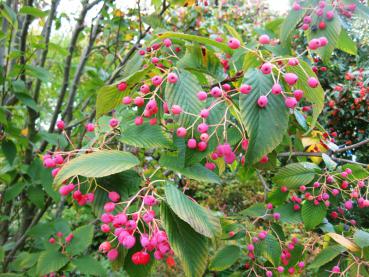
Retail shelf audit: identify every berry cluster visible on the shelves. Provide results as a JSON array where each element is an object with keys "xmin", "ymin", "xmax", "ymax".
[{"xmin": 97, "ymin": 189, "xmax": 174, "ymax": 266}]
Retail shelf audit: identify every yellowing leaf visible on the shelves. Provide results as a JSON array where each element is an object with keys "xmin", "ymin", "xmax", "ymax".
[
  {"xmin": 21, "ymin": 128, "xmax": 28, "ymax": 136},
  {"xmin": 327, "ymin": 233, "xmax": 360, "ymax": 252}
]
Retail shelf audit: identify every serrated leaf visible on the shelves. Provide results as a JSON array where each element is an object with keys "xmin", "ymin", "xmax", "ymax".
[
  {"xmin": 273, "ymin": 162, "xmax": 320, "ymax": 188},
  {"xmin": 209, "ymin": 245, "xmax": 241, "ymax": 271},
  {"xmin": 240, "ymin": 69, "xmax": 289, "ymax": 164},
  {"xmin": 159, "ymin": 154, "xmax": 221, "ymax": 183},
  {"xmin": 72, "ymin": 256, "xmax": 106, "ymax": 276},
  {"xmin": 353, "ymin": 230, "xmax": 369, "ymax": 248},
  {"xmin": 336, "ymin": 29, "xmax": 357, "ymax": 55},
  {"xmin": 165, "ymin": 69, "xmax": 204, "ymax": 127},
  {"xmin": 280, "ymin": 6, "xmax": 306, "ymax": 46},
  {"xmin": 161, "ymin": 203, "xmax": 208, "ymax": 277},
  {"xmin": 54, "ymin": 150, "xmax": 139, "ymax": 185},
  {"xmin": 164, "ymin": 184, "xmax": 221, "ymax": 238},
  {"xmin": 254, "ymin": 234, "xmax": 281, "ymax": 266},
  {"xmin": 285, "ymin": 59, "xmax": 324, "ymax": 128},
  {"xmin": 36, "ymin": 250, "xmax": 69, "ymax": 275},
  {"xmin": 120, "ymin": 123, "xmax": 172, "ymax": 148},
  {"xmin": 302, "ymin": 201, "xmax": 327, "ymax": 230},
  {"xmin": 327, "ymin": 233, "xmax": 360, "ymax": 252},
  {"xmin": 65, "ymin": 225, "xmax": 94, "ymax": 256},
  {"xmin": 274, "ymin": 203, "xmax": 302, "ymax": 224},
  {"xmin": 178, "ymin": 45, "xmax": 227, "ymax": 82},
  {"xmin": 308, "ymin": 245, "xmax": 346, "ymax": 269},
  {"xmin": 240, "ymin": 203, "xmax": 266, "ymax": 217}
]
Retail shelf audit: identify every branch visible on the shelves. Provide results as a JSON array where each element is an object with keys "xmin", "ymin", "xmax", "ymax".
[
  {"xmin": 40, "ymin": 0, "xmax": 101, "ymax": 152},
  {"xmin": 3, "ymin": 198, "xmax": 52, "ymax": 271},
  {"xmin": 334, "ymin": 138, "xmax": 369, "ymax": 153}
]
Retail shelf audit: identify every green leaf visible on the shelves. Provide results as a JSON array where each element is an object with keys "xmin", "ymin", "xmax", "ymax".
[
  {"xmin": 242, "ymin": 51, "xmax": 261, "ymax": 72},
  {"xmin": 1, "ymin": 140, "xmax": 16, "ymax": 165},
  {"xmin": 178, "ymin": 45, "xmax": 227, "ymax": 82},
  {"xmin": 54, "ymin": 150, "xmax": 139, "ymax": 185},
  {"xmin": 142, "ymin": 13, "xmax": 164, "ymax": 29},
  {"xmin": 209, "ymin": 245, "xmax": 241, "ymax": 271},
  {"xmin": 164, "ymin": 184, "xmax": 221, "ymax": 238},
  {"xmin": 159, "ymin": 154, "xmax": 221, "ymax": 184},
  {"xmin": 274, "ymin": 203, "xmax": 302, "ymax": 224},
  {"xmin": 294, "ymin": 110, "xmax": 308, "ymax": 131},
  {"xmin": 0, "ymin": 4, "xmax": 18, "ymax": 27},
  {"xmin": 285, "ymin": 59, "xmax": 324, "ymax": 127},
  {"xmin": 280, "ymin": 6, "xmax": 306, "ymax": 46},
  {"xmin": 164, "ymin": 69, "xmax": 204, "ymax": 127},
  {"xmin": 120, "ymin": 123, "xmax": 172, "ymax": 148},
  {"xmin": 342, "ymin": 164, "xmax": 369, "ymax": 179},
  {"xmin": 240, "ymin": 69, "xmax": 289, "ymax": 164},
  {"xmin": 306, "ymin": 6, "xmax": 341, "ymax": 63},
  {"xmin": 72, "ymin": 256, "xmax": 106, "ymax": 276},
  {"xmin": 336, "ymin": 29, "xmax": 357, "ymax": 55},
  {"xmin": 158, "ymin": 32, "xmax": 231, "ymax": 53},
  {"xmin": 240, "ymin": 203, "xmax": 266, "ymax": 217},
  {"xmin": 308, "ymin": 245, "xmax": 346, "ymax": 269},
  {"xmin": 65, "ymin": 224, "xmax": 94, "ymax": 256},
  {"xmin": 254, "ymin": 234, "xmax": 281, "ymax": 266},
  {"xmin": 301, "ymin": 201, "xmax": 327, "ymax": 230},
  {"xmin": 25, "ymin": 65, "xmax": 51, "ymax": 82},
  {"xmin": 19, "ymin": 6, "xmax": 48, "ymax": 17},
  {"xmin": 14, "ymin": 93, "xmax": 41, "ymax": 112},
  {"xmin": 36, "ymin": 250, "xmax": 69, "ymax": 275},
  {"xmin": 272, "ymin": 162, "xmax": 320, "ymax": 188},
  {"xmin": 322, "ymin": 153, "xmax": 337, "ymax": 170},
  {"xmin": 267, "ymin": 187, "xmax": 289, "ymax": 206},
  {"xmin": 161, "ymin": 203, "xmax": 208, "ymax": 277},
  {"xmin": 353, "ymin": 230, "xmax": 369, "ymax": 248}
]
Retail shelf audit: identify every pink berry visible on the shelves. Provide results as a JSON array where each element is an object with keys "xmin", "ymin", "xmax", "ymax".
[
  {"xmin": 284, "ymin": 73, "xmax": 298, "ymax": 85},
  {"xmin": 200, "ymin": 133, "xmax": 208, "ymax": 142},
  {"xmin": 151, "ymin": 76, "xmax": 163, "ymax": 86},
  {"xmin": 197, "ymin": 91, "xmax": 207, "ymax": 101},
  {"xmin": 109, "ymin": 118, "xmax": 119, "ymax": 128},
  {"xmin": 86, "ymin": 123, "xmax": 95, "ymax": 132},
  {"xmin": 277, "ymin": 266, "xmax": 284, "ymax": 273},
  {"xmin": 187, "ymin": 138, "xmax": 197, "ymax": 149},
  {"xmin": 303, "ymin": 15, "xmax": 312, "ymax": 24},
  {"xmin": 117, "ymin": 82, "xmax": 127, "ymax": 91},
  {"xmin": 51, "ymin": 168, "xmax": 60, "ymax": 177},
  {"xmin": 260, "ymin": 62, "xmax": 272, "ymax": 74},
  {"xmin": 266, "ymin": 271, "xmax": 273, "ymax": 277},
  {"xmin": 101, "ymin": 224, "xmax": 110, "ymax": 233},
  {"xmin": 308, "ymin": 39, "xmax": 321, "ymax": 50},
  {"xmin": 171, "ymin": 105, "xmax": 182, "ymax": 115},
  {"xmin": 247, "ymin": 244, "xmax": 255, "ymax": 252},
  {"xmin": 56, "ymin": 120, "xmax": 65, "ymax": 130},
  {"xmin": 273, "ymin": 213, "xmax": 281, "ymax": 220},
  {"xmin": 134, "ymin": 116, "xmax": 143, "ymax": 126},
  {"xmin": 151, "ymin": 57, "xmax": 159, "ymax": 64},
  {"xmin": 197, "ymin": 141, "xmax": 207, "ymax": 152},
  {"xmin": 240, "ymin": 84, "xmax": 252, "ymax": 94},
  {"xmin": 107, "ymin": 249, "xmax": 119, "ymax": 261},
  {"xmin": 134, "ymin": 96, "xmax": 144, "ymax": 107},
  {"xmin": 197, "ymin": 123, "xmax": 208, "ymax": 133},
  {"xmin": 271, "ymin": 83, "xmax": 282, "ymax": 95},
  {"xmin": 122, "ymin": 96, "xmax": 131, "ymax": 105},
  {"xmin": 228, "ymin": 37, "xmax": 240, "ymax": 49},
  {"xmin": 143, "ymin": 195, "xmax": 157, "ymax": 206},
  {"xmin": 167, "ymin": 73, "xmax": 178, "ymax": 84},
  {"xmin": 293, "ymin": 89, "xmax": 304, "ymax": 101},
  {"xmin": 140, "ymin": 84, "xmax": 150, "ymax": 94},
  {"xmin": 104, "ymin": 202, "xmax": 115, "ymax": 213},
  {"xmin": 99, "ymin": 241, "xmax": 111, "ymax": 253},
  {"xmin": 210, "ymin": 86, "xmax": 222, "ymax": 98},
  {"xmin": 108, "ymin": 191, "xmax": 120, "ymax": 202},
  {"xmin": 258, "ymin": 34, "xmax": 270, "ymax": 45},
  {"xmin": 319, "ymin": 37, "xmax": 328, "ymax": 46},
  {"xmin": 285, "ymin": 97, "xmax": 297, "ymax": 108},
  {"xmin": 308, "ymin": 77, "xmax": 319, "ymax": 88},
  {"xmin": 288, "ymin": 58, "xmax": 299, "ymax": 66},
  {"xmin": 292, "ymin": 2, "xmax": 301, "ymax": 10},
  {"xmin": 332, "ymin": 266, "xmax": 340, "ymax": 273},
  {"xmin": 326, "ymin": 10, "xmax": 334, "ymax": 20},
  {"xmin": 200, "ymin": 109, "xmax": 209, "ymax": 118},
  {"xmin": 257, "ymin": 95, "xmax": 268, "ymax": 108},
  {"xmin": 176, "ymin": 127, "xmax": 187, "ymax": 137},
  {"xmin": 163, "ymin": 38, "xmax": 172, "ymax": 47},
  {"xmin": 205, "ymin": 162, "xmax": 216, "ymax": 171},
  {"xmin": 49, "ymin": 237, "xmax": 55, "ymax": 244}
]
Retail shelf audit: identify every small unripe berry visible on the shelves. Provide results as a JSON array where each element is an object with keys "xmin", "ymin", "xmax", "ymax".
[
  {"xmin": 197, "ymin": 141, "xmax": 207, "ymax": 152},
  {"xmin": 187, "ymin": 138, "xmax": 197, "ymax": 149},
  {"xmin": 122, "ymin": 96, "xmax": 131, "ymax": 105},
  {"xmin": 293, "ymin": 89, "xmax": 304, "ymax": 101},
  {"xmin": 240, "ymin": 84, "xmax": 252, "ymax": 94},
  {"xmin": 197, "ymin": 91, "xmax": 207, "ymax": 101},
  {"xmin": 288, "ymin": 58, "xmax": 299, "ymax": 66},
  {"xmin": 171, "ymin": 105, "xmax": 182, "ymax": 115},
  {"xmin": 163, "ymin": 38, "xmax": 172, "ymax": 47},
  {"xmin": 151, "ymin": 76, "xmax": 163, "ymax": 86},
  {"xmin": 107, "ymin": 249, "xmax": 119, "ymax": 261},
  {"xmin": 134, "ymin": 96, "xmax": 144, "ymax": 107},
  {"xmin": 176, "ymin": 127, "xmax": 187, "ymax": 137},
  {"xmin": 197, "ymin": 123, "xmax": 208, "ymax": 133},
  {"xmin": 200, "ymin": 109, "xmax": 209, "ymax": 118},
  {"xmin": 99, "ymin": 241, "xmax": 111, "ymax": 253},
  {"xmin": 210, "ymin": 86, "xmax": 222, "ymax": 98},
  {"xmin": 285, "ymin": 97, "xmax": 298, "ymax": 108},
  {"xmin": 140, "ymin": 84, "xmax": 150, "ymax": 94},
  {"xmin": 308, "ymin": 38, "xmax": 321, "ymax": 50},
  {"xmin": 271, "ymin": 83, "xmax": 282, "ymax": 95},
  {"xmin": 104, "ymin": 202, "xmax": 115, "ymax": 213},
  {"xmin": 108, "ymin": 191, "xmax": 120, "ymax": 202},
  {"xmin": 307, "ymin": 77, "xmax": 319, "ymax": 88},
  {"xmin": 56, "ymin": 120, "xmax": 65, "ymax": 130},
  {"xmin": 143, "ymin": 195, "xmax": 157, "ymax": 206},
  {"xmin": 86, "ymin": 123, "xmax": 95, "ymax": 132},
  {"xmin": 109, "ymin": 118, "xmax": 119, "ymax": 128}
]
